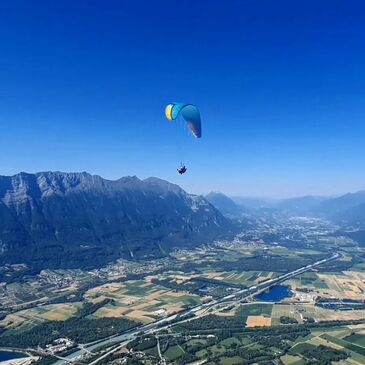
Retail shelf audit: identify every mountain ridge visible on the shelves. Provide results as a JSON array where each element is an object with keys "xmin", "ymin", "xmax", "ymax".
[
  {"xmin": 205, "ymin": 192, "xmax": 245, "ymax": 218},
  {"xmin": 0, "ymin": 171, "xmax": 236, "ymax": 272}
]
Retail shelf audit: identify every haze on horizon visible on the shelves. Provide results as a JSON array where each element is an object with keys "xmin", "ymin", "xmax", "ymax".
[{"xmin": 1, "ymin": 1, "xmax": 365, "ymax": 198}]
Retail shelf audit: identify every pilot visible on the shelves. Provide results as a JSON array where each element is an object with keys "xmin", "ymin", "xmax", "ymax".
[{"xmin": 177, "ymin": 165, "xmax": 187, "ymax": 174}]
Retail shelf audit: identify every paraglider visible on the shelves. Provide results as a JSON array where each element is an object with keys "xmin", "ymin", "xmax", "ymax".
[
  {"xmin": 165, "ymin": 103, "xmax": 202, "ymax": 139},
  {"xmin": 165, "ymin": 103, "xmax": 201, "ymax": 174},
  {"xmin": 177, "ymin": 164, "xmax": 187, "ymax": 174}
]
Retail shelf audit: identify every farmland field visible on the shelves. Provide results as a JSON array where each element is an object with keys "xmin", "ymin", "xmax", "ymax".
[
  {"xmin": 236, "ymin": 303, "xmax": 273, "ymax": 319},
  {"xmin": 86, "ymin": 279, "xmax": 204, "ymax": 323}
]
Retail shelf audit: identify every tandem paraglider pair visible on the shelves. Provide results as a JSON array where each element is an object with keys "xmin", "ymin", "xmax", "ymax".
[{"xmin": 165, "ymin": 102, "xmax": 202, "ymax": 175}]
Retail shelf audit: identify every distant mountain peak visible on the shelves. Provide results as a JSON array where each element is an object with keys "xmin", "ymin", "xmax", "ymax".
[{"xmin": 205, "ymin": 191, "xmax": 244, "ymax": 218}]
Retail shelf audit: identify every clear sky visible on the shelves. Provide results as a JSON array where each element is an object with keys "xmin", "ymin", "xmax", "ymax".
[{"xmin": 1, "ymin": 1, "xmax": 365, "ymax": 197}]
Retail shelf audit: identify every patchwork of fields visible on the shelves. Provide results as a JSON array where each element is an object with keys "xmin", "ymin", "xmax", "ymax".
[
  {"xmin": 0, "ymin": 302, "xmax": 82, "ymax": 333},
  {"xmin": 3, "ymin": 267, "xmax": 365, "ymax": 336},
  {"xmin": 287, "ymin": 324, "xmax": 365, "ymax": 365},
  {"xmin": 287, "ymin": 271, "xmax": 365, "ymax": 300},
  {"xmin": 215, "ymin": 302, "xmax": 365, "ymax": 328},
  {"xmin": 85, "ymin": 279, "xmax": 204, "ymax": 323}
]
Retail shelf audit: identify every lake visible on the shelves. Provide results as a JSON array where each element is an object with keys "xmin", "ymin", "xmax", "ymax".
[
  {"xmin": 0, "ymin": 351, "xmax": 27, "ymax": 362},
  {"xmin": 256, "ymin": 285, "xmax": 291, "ymax": 302}
]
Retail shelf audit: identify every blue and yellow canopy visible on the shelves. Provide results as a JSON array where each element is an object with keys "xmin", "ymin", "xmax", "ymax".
[{"xmin": 165, "ymin": 102, "xmax": 202, "ymax": 138}]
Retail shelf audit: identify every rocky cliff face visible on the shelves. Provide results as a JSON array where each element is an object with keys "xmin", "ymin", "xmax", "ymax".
[{"xmin": 0, "ymin": 172, "xmax": 235, "ymax": 270}]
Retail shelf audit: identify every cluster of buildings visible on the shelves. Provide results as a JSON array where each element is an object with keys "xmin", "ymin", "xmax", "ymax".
[
  {"xmin": 292, "ymin": 288, "xmax": 316, "ymax": 303},
  {"xmin": 154, "ymin": 308, "xmax": 168, "ymax": 318},
  {"xmin": 92, "ymin": 258, "xmax": 170, "ymax": 280},
  {"xmin": 43, "ymin": 338, "xmax": 74, "ymax": 355},
  {"xmin": 38, "ymin": 270, "xmax": 76, "ymax": 289}
]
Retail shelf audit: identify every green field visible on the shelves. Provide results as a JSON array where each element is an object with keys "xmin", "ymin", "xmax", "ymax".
[
  {"xmin": 164, "ymin": 345, "xmax": 185, "ymax": 360},
  {"xmin": 289, "ymin": 342, "xmax": 317, "ymax": 356},
  {"xmin": 343, "ymin": 333, "xmax": 365, "ymax": 347},
  {"xmin": 122, "ymin": 281, "xmax": 155, "ymax": 296},
  {"xmin": 219, "ymin": 356, "xmax": 243, "ymax": 365},
  {"xmin": 144, "ymin": 346, "xmax": 159, "ymax": 357},
  {"xmin": 281, "ymin": 354, "xmax": 306, "ymax": 365},
  {"xmin": 321, "ymin": 334, "xmax": 365, "ymax": 357},
  {"xmin": 220, "ymin": 336, "xmax": 242, "ymax": 347},
  {"xmin": 159, "ymin": 294, "xmax": 201, "ymax": 306},
  {"xmin": 271, "ymin": 304, "xmax": 303, "ymax": 325},
  {"xmin": 294, "ymin": 272, "xmax": 329, "ymax": 289},
  {"xmin": 236, "ymin": 303, "xmax": 273, "ymax": 320}
]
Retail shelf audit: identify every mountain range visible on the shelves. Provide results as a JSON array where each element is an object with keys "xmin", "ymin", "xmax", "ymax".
[
  {"xmin": 272, "ymin": 192, "xmax": 365, "ymax": 225},
  {"xmin": 209, "ymin": 191, "xmax": 365, "ymax": 227},
  {"xmin": 0, "ymin": 172, "xmax": 236, "ymax": 271},
  {"xmin": 314, "ymin": 191, "xmax": 365, "ymax": 225},
  {"xmin": 2, "ymin": 171, "xmax": 365, "ymax": 275}
]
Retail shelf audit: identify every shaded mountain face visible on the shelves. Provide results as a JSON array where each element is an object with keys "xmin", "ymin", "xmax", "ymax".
[
  {"xmin": 205, "ymin": 192, "xmax": 244, "ymax": 218},
  {"xmin": 314, "ymin": 191, "xmax": 365, "ymax": 226},
  {"xmin": 0, "ymin": 172, "xmax": 235, "ymax": 270}
]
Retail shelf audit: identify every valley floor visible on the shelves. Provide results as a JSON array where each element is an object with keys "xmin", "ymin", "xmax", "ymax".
[{"xmin": 1, "ymin": 216, "xmax": 365, "ymax": 364}]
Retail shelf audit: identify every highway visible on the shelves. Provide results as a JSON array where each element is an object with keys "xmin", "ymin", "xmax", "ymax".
[{"xmin": 53, "ymin": 252, "xmax": 339, "ymax": 364}]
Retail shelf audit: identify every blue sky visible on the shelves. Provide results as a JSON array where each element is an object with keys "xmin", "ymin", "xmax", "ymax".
[{"xmin": 0, "ymin": 0, "xmax": 365, "ymax": 197}]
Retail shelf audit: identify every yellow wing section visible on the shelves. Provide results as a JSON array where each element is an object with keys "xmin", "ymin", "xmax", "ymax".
[{"xmin": 165, "ymin": 104, "xmax": 173, "ymax": 120}]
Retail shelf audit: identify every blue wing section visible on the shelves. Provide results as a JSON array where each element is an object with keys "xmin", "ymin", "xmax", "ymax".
[{"xmin": 181, "ymin": 104, "xmax": 202, "ymax": 138}]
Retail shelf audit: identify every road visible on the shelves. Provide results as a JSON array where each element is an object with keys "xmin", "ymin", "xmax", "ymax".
[
  {"xmin": 156, "ymin": 336, "xmax": 165, "ymax": 365},
  {"xmin": 88, "ymin": 341, "xmax": 129, "ymax": 365},
  {"xmin": 53, "ymin": 252, "xmax": 339, "ymax": 364}
]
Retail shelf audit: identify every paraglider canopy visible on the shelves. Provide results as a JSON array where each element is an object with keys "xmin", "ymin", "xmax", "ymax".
[{"xmin": 165, "ymin": 102, "xmax": 202, "ymax": 138}]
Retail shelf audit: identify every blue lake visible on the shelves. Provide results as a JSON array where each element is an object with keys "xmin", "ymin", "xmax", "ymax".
[
  {"xmin": 0, "ymin": 351, "xmax": 27, "ymax": 361},
  {"xmin": 256, "ymin": 285, "xmax": 291, "ymax": 302}
]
